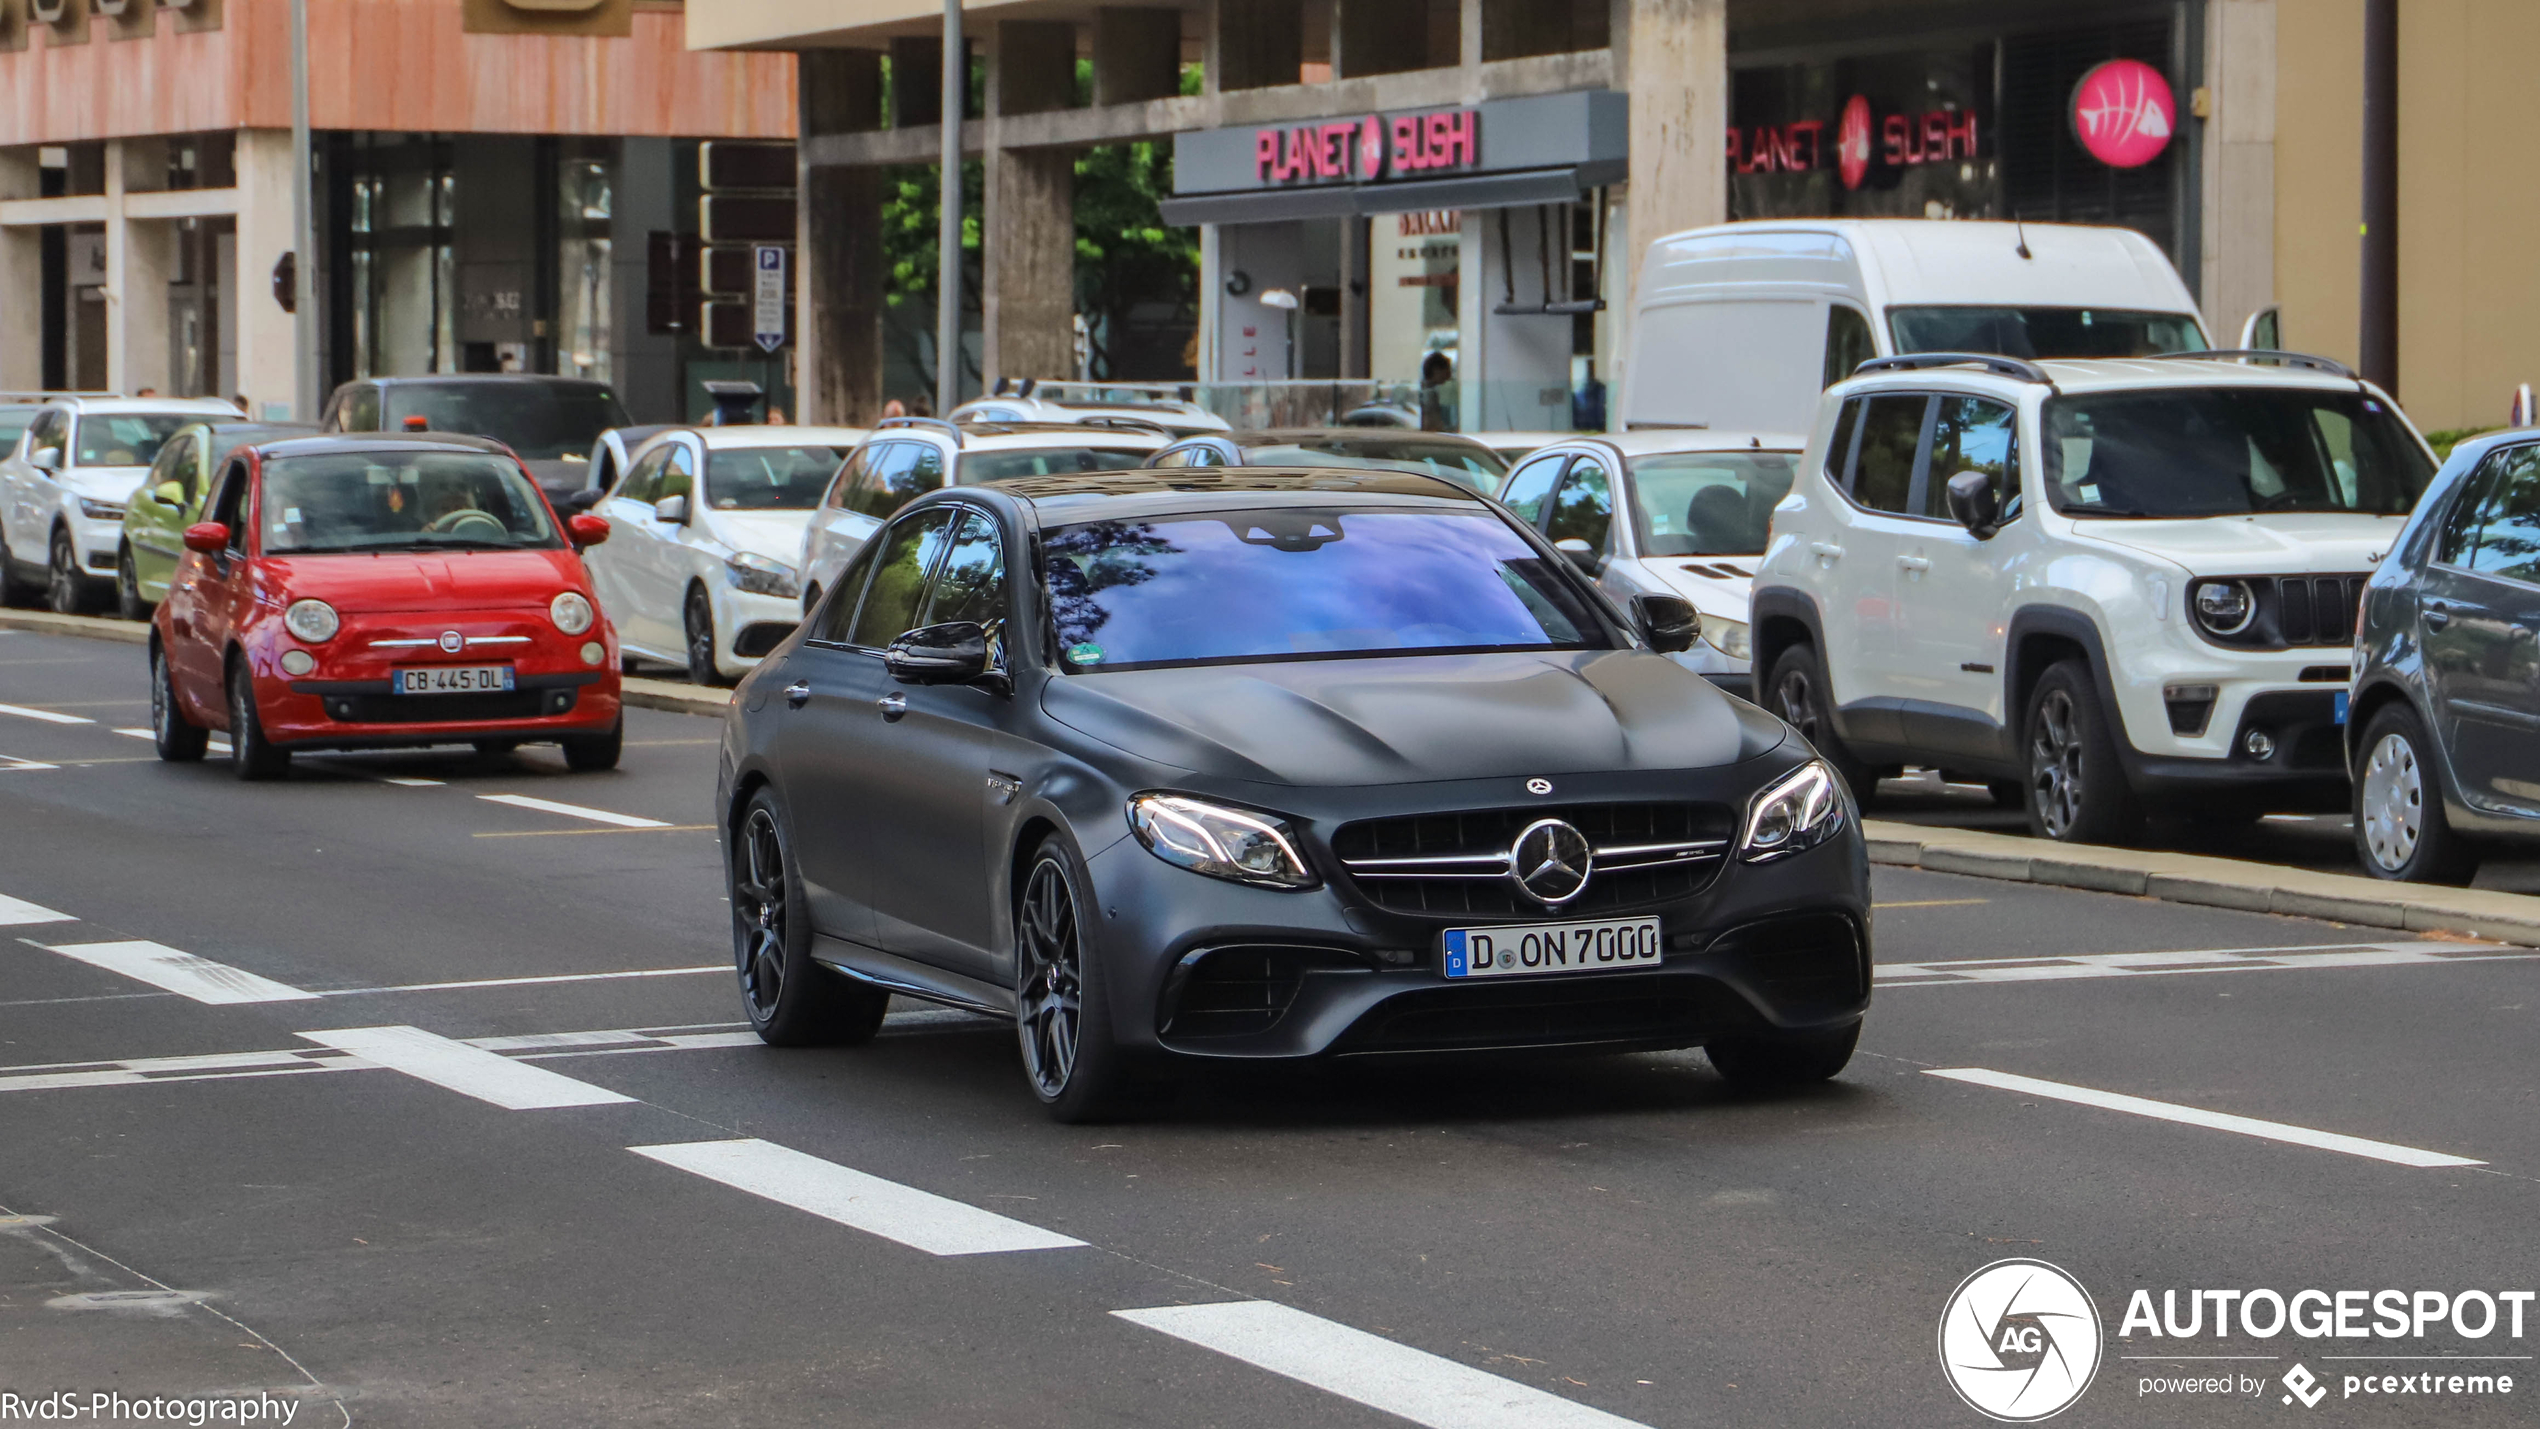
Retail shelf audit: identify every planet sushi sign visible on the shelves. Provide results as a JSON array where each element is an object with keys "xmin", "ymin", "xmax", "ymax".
[{"xmin": 2070, "ymin": 58, "xmax": 2176, "ymax": 169}]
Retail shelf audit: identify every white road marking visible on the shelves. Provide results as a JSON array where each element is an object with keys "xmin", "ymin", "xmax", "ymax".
[
  {"xmin": 113, "ymin": 728, "xmax": 151, "ymax": 739},
  {"xmin": 296, "ymin": 1025, "xmax": 634, "ymax": 1109},
  {"xmin": 1879, "ymin": 943, "xmax": 2540, "ymax": 985},
  {"xmin": 325, "ymin": 964, "xmax": 725, "ymax": 995},
  {"xmin": 477, "ymin": 793, "xmax": 670, "ymax": 829},
  {"xmin": 0, "ymin": 703, "xmax": 91, "ymax": 725},
  {"xmin": 1926, "ymin": 1068, "xmax": 2484, "ymax": 1168},
  {"xmin": 0, "ymin": 894, "xmax": 73, "ymax": 926},
  {"xmin": 378, "ymin": 777, "xmax": 444, "ymax": 787},
  {"xmin": 42, "ymin": 940, "xmax": 319, "ymax": 1004},
  {"xmin": 629, "ymin": 1138, "xmax": 1087, "ymax": 1256},
  {"xmin": 0, "ymin": 754, "xmax": 58, "ymax": 771},
  {"xmin": 1114, "ymin": 1300, "xmax": 1652, "ymax": 1429}
]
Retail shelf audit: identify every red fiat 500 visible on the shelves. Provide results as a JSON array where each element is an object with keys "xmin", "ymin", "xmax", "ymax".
[{"xmin": 149, "ymin": 433, "xmax": 623, "ymax": 779}]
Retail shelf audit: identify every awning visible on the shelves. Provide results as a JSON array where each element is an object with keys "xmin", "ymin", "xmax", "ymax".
[{"xmin": 1159, "ymin": 161, "xmax": 1624, "ymax": 227}]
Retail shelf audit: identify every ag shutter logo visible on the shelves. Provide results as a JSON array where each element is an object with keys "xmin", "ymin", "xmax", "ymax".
[{"xmin": 1939, "ymin": 1259, "xmax": 2103, "ymax": 1421}]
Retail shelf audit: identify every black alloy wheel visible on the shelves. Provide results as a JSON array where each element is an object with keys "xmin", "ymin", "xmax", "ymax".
[
  {"xmin": 116, "ymin": 546, "xmax": 150, "ymax": 622},
  {"xmin": 225, "ymin": 661, "xmax": 291, "ymax": 780},
  {"xmin": 684, "ymin": 586, "xmax": 730, "ymax": 687},
  {"xmin": 1765, "ymin": 643, "xmax": 1876, "ymax": 805},
  {"xmin": 730, "ymin": 793, "xmax": 886, "ymax": 1045},
  {"xmin": 2023, "ymin": 659, "xmax": 2141, "ymax": 844},
  {"xmin": 47, "ymin": 530, "xmax": 88, "ymax": 616},
  {"xmin": 150, "ymin": 643, "xmax": 207, "ymax": 763},
  {"xmin": 1014, "ymin": 835, "xmax": 1147, "ymax": 1122}
]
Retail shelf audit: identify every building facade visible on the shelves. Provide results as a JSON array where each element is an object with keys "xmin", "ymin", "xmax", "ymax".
[{"xmin": 0, "ymin": 0, "xmax": 795, "ymax": 422}]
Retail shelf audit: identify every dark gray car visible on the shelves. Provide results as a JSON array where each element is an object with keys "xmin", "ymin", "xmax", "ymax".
[
  {"xmin": 321, "ymin": 376, "xmax": 630, "ymax": 500},
  {"xmin": 2350, "ymin": 429, "xmax": 2540, "ymax": 881}
]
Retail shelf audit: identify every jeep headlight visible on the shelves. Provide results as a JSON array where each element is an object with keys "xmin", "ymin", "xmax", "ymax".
[
  {"xmin": 1129, "ymin": 793, "xmax": 1318, "ymax": 890},
  {"xmin": 724, "ymin": 552, "xmax": 800, "ymax": 599},
  {"xmin": 1701, "ymin": 616, "xmax": 1751, "ymax": 662},
  {"xmin": 282, "ymin": 598, "xmax": 339, "ymax": 643},
  {"xmin": 1739, "ymin": 760, "xmax": 1844, "ymax": 862},
  {"xmin": 2192, "ymin": 579, "xmax": 2256, "ymax": 636}
]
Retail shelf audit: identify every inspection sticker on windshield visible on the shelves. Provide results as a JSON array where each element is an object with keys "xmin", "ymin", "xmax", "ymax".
[
  {"xmin": 1066, "ymin": 642, "xmax": 1104, "ymax": 666},
  {"xmin": 1443, "ymin": 916, "xmax": 1662, "ymax": 979}
]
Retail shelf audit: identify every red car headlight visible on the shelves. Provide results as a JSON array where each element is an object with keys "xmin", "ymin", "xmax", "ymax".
[
  {"xmin": 284, "ymin": 599, "xmax": 339, "ymax": 642},
  {"xmin": 550, "ymin": 591, "xmax": 595, "ymax": 636}
]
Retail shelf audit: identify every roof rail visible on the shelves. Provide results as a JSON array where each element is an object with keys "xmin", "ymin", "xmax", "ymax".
[
  {"xmin": 1853, "ymin": 352, "xmax": 2054, "ymax": 384},
  {"xmin": 2156, "ymin": 348, "xmax": 2358, "ymax": 378},
  {"xmin": 876, "ymin": 415, "xmax": 965, "ymax": 447},
  {"xmin": 1074, "ymin": 415, "xmax": 1173, "ymax": 436}
]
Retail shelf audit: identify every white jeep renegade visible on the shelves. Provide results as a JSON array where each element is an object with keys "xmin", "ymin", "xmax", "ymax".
[{"xmin": 1751, "ymin": 351, "xmax": 2438, "ymax": 842}]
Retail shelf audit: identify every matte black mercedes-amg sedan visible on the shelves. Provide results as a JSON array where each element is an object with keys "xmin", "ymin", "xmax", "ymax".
[{"xmin": 715, "ymin": 468, "xmax": 1870, "ymax": 1120}]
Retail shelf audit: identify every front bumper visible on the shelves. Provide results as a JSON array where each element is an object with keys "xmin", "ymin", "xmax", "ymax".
[
  {"xmin": 713, "ymin": 582, "xmax": 805, "ymax": 669},
  {"xmin": 248, "ymin": 614, "xmax": 621, "ymax": 748},
  {"xmin": 67, "ymin": 510, "xmax": 125, "ymax": 577}
]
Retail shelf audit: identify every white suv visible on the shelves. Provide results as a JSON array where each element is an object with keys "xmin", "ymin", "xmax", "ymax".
[
  {"xmin": 1752, "ymin": 352, "xmax": 2437, "ymax": 842},
  {"xmin": 0, "ymin": 396, "xmax": 241, "ymax": 612}
]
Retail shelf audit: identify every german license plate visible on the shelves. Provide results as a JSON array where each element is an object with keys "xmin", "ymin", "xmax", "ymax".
[
  {"xmin": 392, "ymin": 665, "xmax": 515, "ymax": 695},
  {"xmin": 1442, "ymin": 916, "xmax": 1663, "ymax": 980}
]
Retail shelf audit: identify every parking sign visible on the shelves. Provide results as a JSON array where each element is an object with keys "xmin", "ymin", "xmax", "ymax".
[{"xmin": 753, "ymin": 245, "xmax": 787, "ymax": 353}]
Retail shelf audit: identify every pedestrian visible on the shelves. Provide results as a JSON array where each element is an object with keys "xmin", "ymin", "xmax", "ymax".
[
  {"xmin": 765, "ymin": 406, "xmax": 789, "ymax": 425},
  {"xmin": 134, "ymin": 386, "xmax": 157, "ymax": 398},
  {"xmin": 881, "ymin": 398, "xmax": 907, "ymax": 421},
  {"xmin": 1418, "ymin": 352, "xmax": 1454, "ymax": 432}
]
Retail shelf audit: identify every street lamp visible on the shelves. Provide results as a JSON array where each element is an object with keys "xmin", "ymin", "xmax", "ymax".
[{"xmin": 289, "ymin": 0, "xmax": 316, "ymax": 421}]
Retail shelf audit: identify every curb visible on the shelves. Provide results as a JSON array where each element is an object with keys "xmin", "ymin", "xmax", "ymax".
[
  {"xmin": 1863, "ymin": 819, "xmax": 2540, "ymax": 948},
  {"xmin": 621, "ymin": 676, "xmax": 733, "ymax": 717}
]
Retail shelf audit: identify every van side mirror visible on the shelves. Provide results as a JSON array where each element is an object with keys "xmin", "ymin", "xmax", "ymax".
[
  {"xmin": 1945, "ymin": 471, "xmax": 2001, "ymax": 538},
  {"xmin": 182, "ymin": 522, "xmax": 229, "ymax": 554},
  {"xmin": 652, "ymin": 494, "xmax": 688, "ymax": 524},
  {"xmin": 1631, "ymin": 594, "xmax": 1702, "ymax": 654},
  {"xmin": 884, "ymin": 621, "xmax": 996, "ymax": 687}
]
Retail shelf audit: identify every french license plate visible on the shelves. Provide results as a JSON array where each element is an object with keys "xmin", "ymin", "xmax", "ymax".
[
  {"xmin": 392, "ymin": 665, "xmax": 515, "ymax": 695},
  {"xmin": 1442, "ymin": 916, "xmax": 1663, "ymax": 980},
  {"xmin": 2333, "ymin": 690, "xmax": 2350, "ymax": 725}
]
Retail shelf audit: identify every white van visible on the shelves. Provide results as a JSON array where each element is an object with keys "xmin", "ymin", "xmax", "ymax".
[{"xmin": 1619, "ymin": 220, "xmax": 2212, "ymax": 437}]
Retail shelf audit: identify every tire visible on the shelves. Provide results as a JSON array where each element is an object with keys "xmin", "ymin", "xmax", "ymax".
[
  {"xmin": 150, "ymin": 642, "xmax": 207, "ymax": 763},
  {"xmin": 1708, "ymin": 1021, "xmax": 1860, "ymax": 1087},
  {"xmin": 116, "ymin": 545, "xmax": 151, "ymax": 622},
  {"xmin": 46, "ymin": 529, "xmax": 90, "ymax": 616},
  {"xmin": 2354, "ymin": 703, "xmax": 2479, "ymax": 885},
  {"xmin": 225, "ymin": 660, "xmax": 291, "ymax": 781},
  {"xmin": 1014, "ymin": 833, "xmax": 1150, "ymax": 1123},
  {"xmin": 562, "ymin": 718, "xmax": 623, "ymax": 772},
  {"xmin": 684, "ymin": 586, "xmax": 731, "ymax": 687},
  {"xmin": 2022, "ymin": 659, "xmax": 2142, "ymax": 844},
  {"xmin": 1765, "ymin": 643, "xmax": 1878, "ymax": 805},
  {"xmin": 730, "ymin": 791, "xmax": 888, "ymax": 1046}
]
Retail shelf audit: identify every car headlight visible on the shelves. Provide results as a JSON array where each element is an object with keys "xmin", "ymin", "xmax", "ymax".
[
  {"xmin": 549, "ymin": 590, "xmax": 595, "ymax": 635},
  {"xmin": 282, "ymin": 598, "xmax": 339, "ymax": 643},
  {"xmin": 1739, "ymin": 760, "xmax": 1845, "ymax": 863},
  {"xmin": 1128, "ymin": 793, "xmax": 1319, "ymax": 890},
  {"xmin": 78, "ymin": 498, "xmax": 126, "ymax": 521},
  {"xmin": 1701, "ymin": 616, "xmax": 1752, "ymax": 661},
  {"xmin": 724, "ymin": 552, "xmax": 801, "ymax": 599},
  {"xmin": 2192, "ymin": 580, "xmax": 2256, "ymax": 636}
]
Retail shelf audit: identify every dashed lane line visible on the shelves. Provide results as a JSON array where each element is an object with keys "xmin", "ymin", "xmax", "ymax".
[
  {"xmin": 294, "ymin": 1025, "xmax": 635, "ymax": 1110},
  {"xmin": 0, "ymin": 894, "xmax": 72, "ymax": 926},
  {"xmin": 111, "ymin": 727, "xmax": 228, "ymax": 751},
  {"xmin": 476, "ymin": 793, "xmax": 672, "ymax": 829},
  {"xmin": 630, "ymin": 1138, "xmax": 1087, "ymax": 1256},
  {"xmin": 0, "ymin": 702, "xmax": 91, "ymax": 725},
  {"xmin": 41, "ymin": 940, "xmax": 319, "ymax": 1004},
  {"xmin": 1878, "ymin": 942, "xmax": 2540, "ymax": 985},
  {"xmin": 1926, "ymin": 1068, "xmax": 2485, "ymax": 1168},
  {"xmin": 1115, "ymin": 1301, "xmax": 1652, "ymax": 1429}
]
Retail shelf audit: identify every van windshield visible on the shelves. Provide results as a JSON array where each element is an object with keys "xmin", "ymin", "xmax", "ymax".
[
  {"xmin": 2043, "ymin": 389, "xmax": 2433, "ymax": 519},
  {"xmin": 1889, "ymin": 307, "xmax": 2205, "ymax": 360}
]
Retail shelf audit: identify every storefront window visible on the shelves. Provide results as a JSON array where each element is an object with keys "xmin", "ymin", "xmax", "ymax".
[
  {"xmin": 347, "ymin": 136, "xmax": 457, "ymax": 378},
  {"xmin": 556, "ymin": 154, "xmax": 613, "ymax": 382}
]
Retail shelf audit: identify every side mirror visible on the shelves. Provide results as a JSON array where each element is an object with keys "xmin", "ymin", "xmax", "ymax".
[
  {"xmin": 1632, "ymin": 593, "xmax": 1702, "ymax": 654},
  {"xmin": 153, "ymin": 481, "xmax": 185, "ymax": 506},
  {"xmin": 566, "ymin": 513, "xmax": 611, "ymax": 547},
  {"xmin": 1944, "ymin": 470, "xmax": 2000, "ymax": 538},
  {"xmin": 884, "ymin": 621, "xmax": 994, "ymax": 686},
  {"xmin": 181, "ymin": 521, "xmax": 229, "ymax": 554},
  {"xmin": 1553, "ymin": 536, "xmax": 1600, "ymax": 572},
  {"xmin": 652, "ymin": 494, "xmax": 688, "ymax": 524},
  {"xmin": 563, "ymin": 488, "xmax": 603, "ymax": 512},
  {"xmin": 27, "ymin": 448, "xmax": 59, "ymax": 473}
]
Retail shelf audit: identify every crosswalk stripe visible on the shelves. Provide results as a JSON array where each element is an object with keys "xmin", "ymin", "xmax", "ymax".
[
  {"xmin": 1114, "ymin": 1301, "xmax": 1652, "ymax": 1429},
  {"xmin": 1926, "ymin": 1068, "xmax": 2484, "ymax": 1168},
  {"xmin": 296, "ymin": 1025, "xmax": 635, "ymax": 1109},
  {"xmin": 0, "ymin": 893, "xmax": 73, "ymax": 926},
  {"xmin": 42, "ymin": 940, "xmax": 319, "ymax": 1004},
  {"xmin": 477, "ymin": 793, "xmax": 670, "ymax": 829},
  {"xmin": 630, "ymin": 1138, "xmax": 1086, "ymax": 1256}
]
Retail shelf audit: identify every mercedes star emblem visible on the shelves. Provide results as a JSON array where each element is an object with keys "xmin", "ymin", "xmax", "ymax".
[
  {"xmin": 1525, "ymin": 777, "xmax": 1554, "ymax": 795},
  {"xmin": 1510, "ymin": 818, "xmax": 1592, "ymax": 906}
]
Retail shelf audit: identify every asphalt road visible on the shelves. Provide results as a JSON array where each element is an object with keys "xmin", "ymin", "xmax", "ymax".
[{"xmin": 0, "ymin": 625, "xmax": 2533, "ymax": 1428}]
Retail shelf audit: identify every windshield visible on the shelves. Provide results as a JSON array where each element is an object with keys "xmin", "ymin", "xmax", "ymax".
[
  {"xmin": 1043, "ymin": 507, "xmax": 1613, "ymax": 672},
  {"xmin": 957, "ymin": 447, "xmax": 1152, "ymax": 484},
  {"xmin": 1240, "ymin": 440, "xmax": 1507, "ymax": 493},
  {"xmin": 74, "ymin": 414, "xmax": 193, "ymax": 468},
  {"xmin": 1629, "ymin": 451, "xmax": 1797, "ymax": 555},
  {"xmin": 261, "ymin": 451, "xmax": 562, "ymax": 553},
  {"xmin": 381, "ymin": 384, "xmax": 630, "ymax": 460},
  {"xmin": 2044, "ymin": 388, "xmax": 2433, "ymax": 519},
  {"xmin": 707, "ymin": 445, "xmax": 847, "ymax": 510},
  {"xmin": 1889, "ymin": 306, "xmax": 2206, "ymax": 360}
]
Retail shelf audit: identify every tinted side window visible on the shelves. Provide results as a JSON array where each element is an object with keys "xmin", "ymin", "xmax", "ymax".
[
  {"xmin": 1148, "ymin": 447, "xmax": 1191, "ymax": 469},
  {"xmin": 26, "ymin": 410, "xmax": 65, "ymax": 458},
  {"xmin": 824, "ymin": 447, "xmax": 873, "ymax": 508},
  {"xmin": 144, "ymin": 435, "xmax": 190, "ymax": 502},
  {"xmin": 1498, "ymin": 453, "xmax": 1567, "ymax": 526},
  {"xmin": 2459, "ymin": 447, "xmax": 2540, "ymax": 585},
  {"xmin": 658, "ymin": 443, "xmax": 696, "ymax": 502},
  {"xmin": 348, "ymin": 386, "xmax": 381, "ymax": 432},
  {"xmin": 811, "ymin": 540, "xmax": 883, "ymax": 644},
  {"xmin": 846, "ymin": 509, "xmax": 957, "ymax": 648},
  {"xmin": 1545, "ymin": 458, "xmax": 1614, "ymax": 555},
  {"xmin": 1824, "ymin": 398, "xmax": 1862, "ymax": 483},
  {"xmin": 1850, "ymin": 395, "xmax": 1928, "ymax": 515},
  {"xmin": 921, "ymin": 511, "xmax": 1007, "ymax": 636},
  {"xmin": 1922, "ymin": 397, "xmax": 2019, "ymax": 520},
  {"xmin": 1823, "ymin": 305, "xmax": 1876, "ymax": 389},
  {"xmin": 617, "ymin": 446, "xmax": 668, "ymax": 504},
  {"xmin": 850, "ymin": 443, "xmax": 931, "ymax": 520}
]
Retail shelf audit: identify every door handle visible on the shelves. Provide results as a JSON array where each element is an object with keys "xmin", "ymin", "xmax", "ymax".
[
  {"xmin": 1897, "ymin": 555, "xmax": 1931, "ymax": 572},
  {"xmin": 877, "ymin": 691, "xmax": 907, "ymax": 720},
  {"xmin": 2424, "ymin": 600, "xmax": 2451, "ymax": 629},
  {"xmin": 1808, "ymin": 542, "xmax": 1843, "ymax": 559},
  {"xmin": 783, "ymin": 680, "xmax": 811, "ymax": 708}
]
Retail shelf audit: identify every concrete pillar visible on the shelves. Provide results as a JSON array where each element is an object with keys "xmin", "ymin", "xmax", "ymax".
[
  {"xmin": 1093, "ymin": 8, "xmax": 1181, "ymax": 106},
  {"xmin": 1622, "ymin": 0, "xmax": 1725, "ymax": 316},
  {"xmin": 232, "ymin": 129, "xmax": 299, "ymax": 419},
  {"xmin": 799, "ymin": 49, "xmax": 886, "ymax": 427},
  {"xmin": 983, "ymin": 23, "xmax": 1078, "ymax": 386},
  {"xmin": 2203, "ymin": 0, "xmax": 2277, "ymax": 344},
  {"xmin": 1339, "ymin": 215, "xmax": 1368, "ymax": 378},
  {"xmin": 0, "ymin": 149, "xmax": 41, "ymax": 393},
  {"xmin": 1216, "ymin": 0, "xmax": 1301, "ymax": 91},
  {"xmin": 104, "ymin": 139, "xmax": 175, "ymax": 398}
]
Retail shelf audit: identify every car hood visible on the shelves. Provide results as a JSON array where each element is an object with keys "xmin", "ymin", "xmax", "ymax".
[
  {"xmin": 66, "ymin": 466, "xmax": 152, "ymax": 503},
  {"xmin": 702, "ymin": 508, "xmax": 813, "ymax": 565},
  {"xmin": 260, "ymin": 549, "xmax": 584, "ymax": 613},
  {"xmin": 1632, "ymin": 556, "xmax": 1760, "ymax": 626},
  {"xmin": 2074, "ymin": 512, "xmax": 2410, "ymax": 574},
  {"xmin": 1042, "ymin": 649, "xmax": 1785, "ymax": 787}
]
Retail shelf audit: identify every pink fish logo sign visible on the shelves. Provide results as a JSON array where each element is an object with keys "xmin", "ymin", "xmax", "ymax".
[
  {"xmin": 1358, "ymin": 117, "xmax": 1387, "ymax": 179},
  {"xmin": 2070, "ymin": 59, "xmax": 2175, "ymax": 168},
  {"xmin": 1837, "ymin": 94, "xmax": 1873, "ymax": 190}
]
